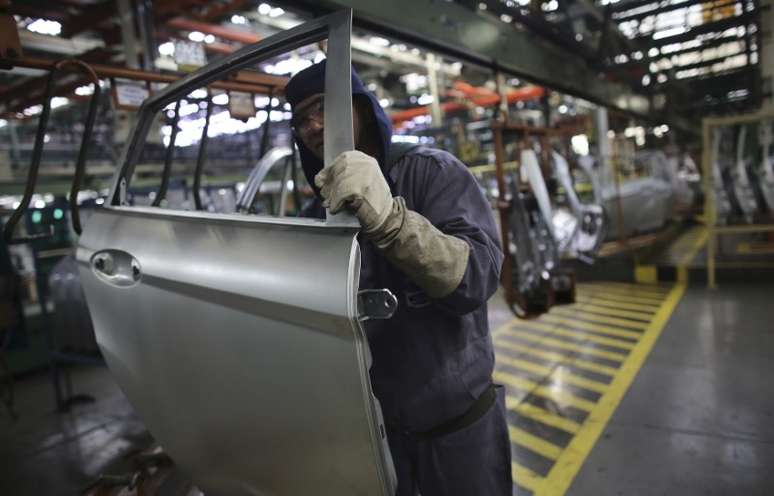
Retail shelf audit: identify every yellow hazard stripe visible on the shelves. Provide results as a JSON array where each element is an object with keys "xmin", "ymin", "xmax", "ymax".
[
  {"xmin": 576, "ymin": 289, "xmax": 665, "ymax": 305},
  {"xmin": 537, "ymin": 284, "xmax": 686, "ymax": 496},
  {"xmin": 540, "ymin": 314, "xmax": 642, "ymax": 340},
  {"xmin": 571, "ymin": 303, "xmax": 654, "ymax": 321},
  {"xmin": 495, "ymin": 339, "xmax": 619, "ymax": 377},
  {"xmin": 551, "ymin": 306, "xmax": 649, "ymax": 330},
  {"xmin": 575, "ymin": 295, "xmax": 661, "ymax": 313},
  {"xmin": 506, "ymin": 396, "xmax": 581, "ymax": 434},
  {"xmin": 494, "ymin": 370, "xmax": 596, "ymax": 412},
  {"xmin": 581, "ymin": 282, "xmax": 670, "ymax": 297},
  {"xmin": 513, "ymin": 462, "xmax": 545, "ymax": 492},
  {"xmin": 509, "ymin": 425, "xmax": 563, "ymax": 460},
  {"xmin": 498, "ymin": 329, "xmax": 628, "ymax": 362},
  {"xmin": 510, "ymin": 321, "xmax": 636, "ymax": 351},
  {"xmin": 497, "ymin": 355, "xmax": 608, "ymax": 394}
]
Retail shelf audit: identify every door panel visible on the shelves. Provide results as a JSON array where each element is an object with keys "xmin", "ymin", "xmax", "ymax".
[
  {"xmin": 78, "ymin": 208, "xmax": 392, "ymax": 494},
  {"xmin": 77, "ymin": 9, "xmax": 396, "ymax": 496}
]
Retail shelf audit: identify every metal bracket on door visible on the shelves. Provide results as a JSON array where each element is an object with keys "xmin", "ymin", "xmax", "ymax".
[{"xmin": 357, "ymin": 289, "xmax": 398, "ymax": 321}]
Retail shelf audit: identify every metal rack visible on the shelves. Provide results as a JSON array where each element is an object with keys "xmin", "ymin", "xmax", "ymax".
[{"xmin": 702, "ymin": 107, "xmax": 774, "ymax": 288}]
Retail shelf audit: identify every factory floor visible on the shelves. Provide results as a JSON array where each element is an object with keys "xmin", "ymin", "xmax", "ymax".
[{"xmin": 1, "ymin": 282, "xmax": 773, "ymax": 495}]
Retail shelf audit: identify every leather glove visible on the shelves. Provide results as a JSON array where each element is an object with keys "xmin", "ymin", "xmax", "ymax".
[
  {"xmin": 315, "ymin": 151, "xmax": 393, "ymax": 233},
  {"xmin": 316, "ymin": 151, "xmax": 470, "ymax": 298}
]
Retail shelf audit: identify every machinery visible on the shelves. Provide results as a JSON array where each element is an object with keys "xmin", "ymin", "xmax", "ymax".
[
  {"xmin": 75, "ymin": 10, "xmax": 398, "ymax": 496},
  {"xmin": 759, "ymin": 121, "xmax": 774, "ymax": 213}
]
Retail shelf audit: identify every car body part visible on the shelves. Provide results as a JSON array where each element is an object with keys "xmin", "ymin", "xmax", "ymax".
[
  {"xmin": 576, "ymin": 152, "xmax": 673, "ymax": 240},
  {"xmin": 759, "ymin": 121, "xmax": 774, "ymax": 212},
  {"xmin": 731, "ymin": 125, "xmax": 761, "ymax": 222},
  {"xmin": 77, "ymin": 9, "xmax": 397, "ymax": 496}
]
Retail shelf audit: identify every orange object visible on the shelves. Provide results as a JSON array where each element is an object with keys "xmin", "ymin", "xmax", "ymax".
[{"xmin": 391, "ymin": 81, "xmax": 544, "ymax": 124}]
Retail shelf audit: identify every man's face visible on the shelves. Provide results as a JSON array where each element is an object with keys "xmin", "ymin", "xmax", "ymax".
[{"xmin": 291, "ymin": 93, "xmax": 363, "ymax": 160}]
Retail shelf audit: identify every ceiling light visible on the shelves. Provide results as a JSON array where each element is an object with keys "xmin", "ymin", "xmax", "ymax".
[
  {"xmin": 158, "ymin": 41, "xmax": 175, "ymax": 56},
  {"xmin": 269, "ymin": 7, "xmax": 284, "ymax": 17},
  {"xmin": 204, "ymin": 34, "xmax": 215, "ymax": 44},
  {"xmin": 27, "ymin": 19, "xmax": 61, "ymax": 36},
  {"xmin": 231, "ymin": 14, "xmax": 247, "ymax": 25},
  {"xmin": 188, "ymin": 31, "xmax": 205, "ymax": 42},
  {"xmin": 258, "ymin": 3, "xmax": 272, "ymax": 15},
  {"xmin": 75, "ymin": 85, "xmax": 94, "ymax": 96},
  {"xmin": 369, "ymin": 36, "xmax": 390, "ymax": 47}
]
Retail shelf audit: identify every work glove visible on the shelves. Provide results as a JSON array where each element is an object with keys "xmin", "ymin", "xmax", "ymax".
[{"xmin": 316, "ymin": 151, "xmax": 470, "ymax": 298}]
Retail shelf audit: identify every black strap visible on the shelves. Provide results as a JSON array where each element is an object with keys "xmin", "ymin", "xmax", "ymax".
[{"xmin": 414, "ymin": 384, "xmax": 497, "ymax": 440}]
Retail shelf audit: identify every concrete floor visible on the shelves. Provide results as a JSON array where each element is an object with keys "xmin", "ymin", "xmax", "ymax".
[
  {"xmin": 1, "ymin": 283, "xmax": 773, "ymax": 495},
  {"xmin": 569, "ymin": 283, "xmax": 774, "ymax": 496}
]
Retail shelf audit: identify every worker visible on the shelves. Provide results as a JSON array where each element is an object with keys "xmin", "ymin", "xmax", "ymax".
[{"xmin": 285, "ymin": 61, "xmax": 510, "ymax": 495}]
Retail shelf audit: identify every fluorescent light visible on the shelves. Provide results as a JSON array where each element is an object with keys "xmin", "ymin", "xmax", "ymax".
[
  {"xmin": 188, "ymin": 31, "xmax": 205, "ymax": 42},
  {"xmin": 189, "ymin": 89, "xmax": 207, "ymax": 99},
  {"xmin": 27, "ymin": 19, "xmax": 61, "ymax": 36},
  {"xmin": 158, "ymin": 41, "xmax": 175, "ymax": 56},
  {"xmin": 75, "ymin": 84, "xmax": 94, "ymax": 96},
  {"xmin": 653, "ymin": 26, "xmax": 686, "ymax": 40},
  {"xmin": 417, "ymin": 93, "xmax": 434, "ymax": 105},
  {"xmin": 50, "ymin": 97, "xmax": 69, "ymax": 109},
  {"xmin": 369, "ymin": 36, "xmax": 390, "ymax": 47}
]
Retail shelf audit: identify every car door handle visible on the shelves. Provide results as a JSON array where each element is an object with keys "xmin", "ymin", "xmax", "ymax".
[{"xmin": 91, "ymin": 250, "xmax": 142, "ymax": 287}]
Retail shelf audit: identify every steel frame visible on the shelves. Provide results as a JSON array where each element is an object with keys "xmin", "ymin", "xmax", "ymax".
[{"xmin": 702, "ymin": 107, "xmax": 774, "ymax": 288}]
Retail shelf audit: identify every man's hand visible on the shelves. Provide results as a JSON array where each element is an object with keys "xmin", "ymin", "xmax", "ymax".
[{"xmin": 315, "ymin": 150, "xmax": 393, "ymax": 233}]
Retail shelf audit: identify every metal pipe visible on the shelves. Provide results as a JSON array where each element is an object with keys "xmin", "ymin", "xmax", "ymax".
[
  {"xmin": 193, "ymin": 95, "xmax": 212, "ymax": 211},
  {"xmin": 152, "ymin": 100, "xmax": 180, "ymax": 207}
]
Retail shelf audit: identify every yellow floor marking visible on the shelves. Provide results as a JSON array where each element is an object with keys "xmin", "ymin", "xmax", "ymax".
[
  {"xmin": 551, "ymin": 307, "xmax": 649, "ymax": 330},
  {"xmin": 495, "ymin": 339, "xmax": 619, "ymax": 377},
  {"xmin": 511, "ymin": 321, "xmax": 636, "ymax": 351},
  {"xmin": 512, "ymin": 462, "xmax": 544, "ymax": 492},
  {"xmin": 506, "ymin": 396, "xmax": 581, "ymax": 434},
  {"xmin": 537, "ymin": 284, "xmax": 686, "ymax": 496},
  {"xmin": 576, "ymin": 289, "xmax": 665, "ymax": 305},
  {"xmin": 498, "ymin": 329, "xmax": 628, "ymax": 361},
  {"xmin": 582, "ymin": 282, "xmax": 670, "ymax": 296},
  {"xmin": 575, "ymin": 295, "xmax": 660, "ymax": 313},
  {"xmin": 494, "ymin": 370, "xmax": 596, "ymax": 412},
  {"xmin": 571, "ymin": 303, "xmax": 654, "ymax": 322},
  {"xmin": 497, "ymin": 354, "xmax": 608, "ymax": 394},
  {"xmin": 509, "ymin": 425, "xmax": 563, "ymax": 460},
  {"xmin": 540, "ymin": 314, "xmax": 642, "ymax": 340},
  {"xmin": 676, "ymin": 227, "xmax": 708, "ymax": 282}
]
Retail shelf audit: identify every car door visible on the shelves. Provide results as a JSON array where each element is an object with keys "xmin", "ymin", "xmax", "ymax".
[{"xmin": 76, "ymin": 10, "xmax": 397, "ymax": 496}]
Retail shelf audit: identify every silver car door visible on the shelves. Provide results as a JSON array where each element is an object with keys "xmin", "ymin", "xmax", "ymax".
[{"xmin": 76, "ymin": 10, "xmax": 396, "ymax": 496}]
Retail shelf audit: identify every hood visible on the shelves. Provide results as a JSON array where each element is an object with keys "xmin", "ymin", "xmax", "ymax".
[{"xmin": 284, "ymin": 60, "xmax": 392, "ymax": 196}]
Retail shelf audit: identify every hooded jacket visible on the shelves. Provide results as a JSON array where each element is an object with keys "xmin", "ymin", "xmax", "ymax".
[{"xmin": 285, "ymin": 61, "xmax": 503, "ymax": 432}]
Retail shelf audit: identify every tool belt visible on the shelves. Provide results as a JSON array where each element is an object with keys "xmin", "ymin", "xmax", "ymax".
[{"xmin": 414, "ymin": 383, "xmax": 497, "ymax": 440}]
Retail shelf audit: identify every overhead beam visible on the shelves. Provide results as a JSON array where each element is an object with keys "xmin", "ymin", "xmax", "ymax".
[
  {"xmin": 289, "ymin": 1, "xmax": 659, "ymax": 116},
  {"xmin": 166, "ymin": 17, "xmax": 261, "ymax": 44},
  {"xmin": 0, "ymin": 56, "xmax": 288, "ymax": 115}
]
